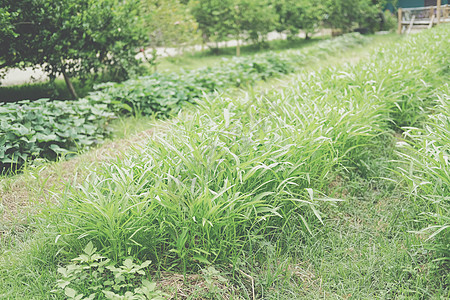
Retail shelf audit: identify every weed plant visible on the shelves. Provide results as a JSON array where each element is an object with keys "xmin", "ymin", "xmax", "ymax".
[
  {"xmin": 46, "ymin": 26, "xmax": 449, "ymax": 272},
  {"xmin": 398, "ymin": 91, "xmax": 450, "ymax": 266}
]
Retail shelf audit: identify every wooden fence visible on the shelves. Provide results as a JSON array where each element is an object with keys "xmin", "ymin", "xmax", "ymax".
[{"xmin": 398, "ymin": 4, "xmax": 450, "ymax": 33}]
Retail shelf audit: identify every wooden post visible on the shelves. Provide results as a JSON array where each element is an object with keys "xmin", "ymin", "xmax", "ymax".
[
  {"xmin": 444, "ymin": 4, "xmax": 449, "ymax": 21},
  {"xmin": 407, "ymin": 15, "xmax": 415, "ymax": 34},
  {"xmin": 428, "ymin": 15, "xmax": 435, "ymax": 28},
  {"xmin": 397, "ymin": 8, "xmax": 403, "ymax": 34},
  {"xmin": 437, "ymin": 0, "xmax": 442, "ymax": 24}
]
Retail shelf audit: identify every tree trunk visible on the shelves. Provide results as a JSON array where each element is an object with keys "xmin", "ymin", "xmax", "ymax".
[
  {"xmin": 236, "ymin": 36, "xmax": 240, "ymax": 57},
  {"xmin": 62, "ymin": 70, "xmax": 78, "ymax": 99}
]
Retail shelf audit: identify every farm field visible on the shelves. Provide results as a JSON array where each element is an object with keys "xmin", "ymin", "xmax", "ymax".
[{"xmin": 0, "ymin": 25, "xmax": 449, "ymax": 299}]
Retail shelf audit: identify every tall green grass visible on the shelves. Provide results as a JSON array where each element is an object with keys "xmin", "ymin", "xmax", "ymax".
[
  {"xmin": 45, "ymin": 26, "xmax": 449, "ymax": 272},
  {"xmin": 398, "ymin": 91, "xmax": 450, "ymax": 264}
]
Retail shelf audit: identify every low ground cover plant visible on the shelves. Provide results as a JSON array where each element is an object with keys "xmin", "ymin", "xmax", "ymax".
[
  {"xmin": 52, "ymin": 242, "xmax": 164, "ymax": 299},
  {"xmin": 0, "ymin": 98, "xmax": 113, "ymax": 172}
]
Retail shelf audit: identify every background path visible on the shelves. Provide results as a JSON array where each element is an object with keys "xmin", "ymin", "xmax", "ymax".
[{"xmin": 1, "ymin": 31, "xmax": 333, "ymax": 86}]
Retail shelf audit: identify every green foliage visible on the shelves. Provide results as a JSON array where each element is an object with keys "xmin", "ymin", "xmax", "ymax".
[
  {"xmin": 47, "ymin": 34, "xmax": 425, "ymax": 270},
  {"xmin": 201, "ymin": 266, "xmax": 228, "ymax": 294},
  {"xmin": 355, "ymin": 24, "xmax": 450, "ymax": 268},
  {"xmin": 381, "ymin": 9, "xmax": 397, "ymax": 32},
  {"xmin": 0, "ymin": 0, "xmax": 147, "ymax": 90},
  {"xmin": 398, "ymin": 94, "xmax": 450, "ymax": 265},
  {"xmin": 0, "ymin": 98, "xmax": 114, "ymax": 172},
  {"xmin": 232, "ymin": 0, "xmax": 278, "ymax": 44},
  {"xmin": 52, "ymin": 242, "xmax": 164, "ymax": 299},
  {"xmin": 2, "ymin": 25, "xmax": 450, "ymax": 300},
  {"xmin": 0, "ymin": 75, "xmax": 117, "ymax": 103},
  {"xmin": 324, "ymin": 0, "xmax": 385, "ymax": 33},
  {"xmin": 44, "ymin": 25, "xmax": 449, "ymax": 275},
  {"xmin": 190, "ymin": 0, "xmax": 277, "ymax": 47},
  {"xmin": 89, "ymin": 33, "xmax": 368, "ymax": 117},
  {"xmin": 272, "ymin": 0, "xmax": 324, "ymax": 39},
  {"xmin": 90, "ymin": 73, "xmax": 200, "ymax": 116},
  {"xmin": 141, "ymin": 0, "xmax": 200, "ymax": 48},
  {"xmin": 189, "ymin": 0, "xmax": 236, "ymax": 44},
  {"xmin": 0, "ymin": 7, "xmax": 17, "ymax": 63},
  {"xmin": 0, "ymin": 34, "xmax": 367, "ymax": 171}
]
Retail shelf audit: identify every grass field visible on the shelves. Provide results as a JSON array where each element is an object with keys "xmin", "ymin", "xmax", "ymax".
[{"xmin": 1, "ymin": 27, "xmax": 449, "ymax": 299}]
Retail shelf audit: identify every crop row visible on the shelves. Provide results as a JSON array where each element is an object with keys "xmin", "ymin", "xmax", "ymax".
[
  {"xmin": 46, "ymin": 26, "xmax": 449, "ymax": 268},
  {"xmin": 0, "ymin": 99, "xmax": 113, "ymax": 169},
  {"xmin": 89, "ymin": 33, "xmax": 368, "ymax": 116},
  {"xmin": 0, "ymin": 33, "xmax": 368, "ymax": 171}
]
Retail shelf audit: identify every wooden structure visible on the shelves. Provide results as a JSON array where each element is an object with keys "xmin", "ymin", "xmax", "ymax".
[{"xmin": 398, "ymin": 2, "xmax": 450, "ymax": 33}]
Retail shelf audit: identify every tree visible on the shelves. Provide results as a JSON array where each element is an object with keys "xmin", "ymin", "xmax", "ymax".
[
  {"xmin": 190, "ymin": 0, "xmax": 235, "ymax": 49},
  {"xmin": 0, "ymin": 0, "xmax": 147, "ymax": 98},
  {"xmin": 273, "ymin": 0, "xmax": 324, "ymax": 40},
  {"xmin": 141, "ymin": 0, "xmax": 200, "ymax": 50},
  {"xmin": 233, "ymin": 0, "xmax": 278, "ymax": 47},
  {"xmin": 323, "ymin": 0, "xmax": 385, "ymax": 33},
  {"xmin": 190, "ymin": 0, "xmax": 277, "ymax": 56}
]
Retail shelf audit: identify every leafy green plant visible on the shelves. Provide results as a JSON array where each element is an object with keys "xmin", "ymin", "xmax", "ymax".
[
  {"xmin": 53, "ymin": 242, "xmax": 164, "ymax": 300},
  {"xmin": 201, "ymin": 266, "xmax": 228, "ymax": 295},
  {"xmin": 1, "ymin": 33, "xmax": 368, "ymax": 172},
  {"xmin": 0, "ymin": 98, "xmax": 114, "ymax": 172}
]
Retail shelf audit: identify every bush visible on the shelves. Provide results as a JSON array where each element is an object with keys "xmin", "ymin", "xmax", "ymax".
[{"xmin": 382, "ymin": 10, "xmax": 397, "ymax": 32}]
